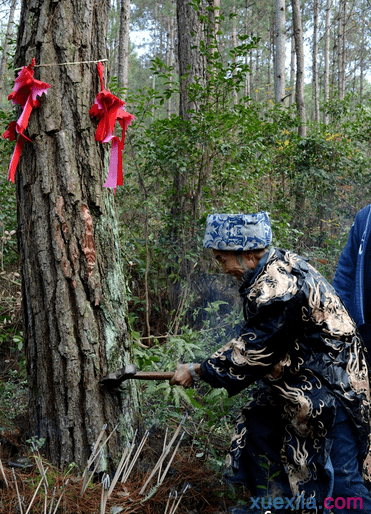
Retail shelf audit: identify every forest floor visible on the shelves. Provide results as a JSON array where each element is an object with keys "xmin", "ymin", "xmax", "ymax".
[
  {"xmin": 0, "ymin": 417, "xmax": 246, "ymax": 514},
  {"xmin": 0, "ymin": 270, "xmax": 249, "ymax": 513},
  {"xmin": 0, "ymin": 370, "xmax": 248, "ymax": 514}
]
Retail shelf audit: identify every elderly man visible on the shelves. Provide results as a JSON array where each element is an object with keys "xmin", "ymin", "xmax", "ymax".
[{"xmin": 170, "ymin": 212, "xmax": 371, "ymax": 514}]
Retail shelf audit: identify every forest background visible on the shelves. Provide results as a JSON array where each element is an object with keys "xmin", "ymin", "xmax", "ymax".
[{"xmin": 0, "ymin": 0, "xmax": 370, "ymax": 508}]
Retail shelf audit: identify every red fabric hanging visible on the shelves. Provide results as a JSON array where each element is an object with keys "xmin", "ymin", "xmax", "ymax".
[
  {"xmin": 3, "ymin": 58, "xmax": 50, "ymax": 183},
  {"xmin": 90, "ymin": 62, "xmax": 134, "ymax": 189}
]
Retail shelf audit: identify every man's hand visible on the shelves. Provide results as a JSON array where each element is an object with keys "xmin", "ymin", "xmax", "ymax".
[{"xmin": 169, "ymin": 363, "xmax": 202, "ymax": 388}]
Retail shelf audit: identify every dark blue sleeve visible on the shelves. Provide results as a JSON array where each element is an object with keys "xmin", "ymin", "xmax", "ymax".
[{"xmin": 332, "ymin": 219, "xmax": 360, "ymax": 310}]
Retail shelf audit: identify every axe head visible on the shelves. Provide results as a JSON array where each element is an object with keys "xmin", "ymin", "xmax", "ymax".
[{"xmin": 99, "ymin": 363, "xmax": 137, "ymax": 387}]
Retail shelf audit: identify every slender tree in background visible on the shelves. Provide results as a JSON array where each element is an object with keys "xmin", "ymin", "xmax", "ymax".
[
  {"xmin": 289, "ymin": 28, "xmax": 295, "ymax": 107},
  {"xmin": 176, "ymin": 0, "xmax": 207, "ymax": 119},
  {"xmin": 337, "ymin": 0, "xmax": 345, "ymax": 100},
  {"xmin": 359, "ymin": 2, "xmax": 365, "ymax": 102},
  {"xmin": 13, "ymin": 0, "xmax": 136, "ymax": 468},
  {"xmin": 291, "ymin": 0, "xmax": 306, "ymax": 136},
  {"xmin": 323, "ymin": 0, "xmax": 331, "ymax": 124},
  {"xmin": 291, "ymin": 0, "xmax": 307, "ymax": 228},
  {"xmin": 267, "ymin": 22, "xmax": 273, "ymax": 104},
  {"xmin": 0, "ymin": 0, "xmax": 18, "ymax": 104},
  {"xmin": 312, "ymin": 0, "xmax": 320, "ymax": 122},
  {"xmin": 274, "ymin": 0, "xmax": 286, "ymax": 104},
  {"xmin": 231, "ymin": 0, "xmax": 239, "ymax": 105},
  {"xmin": 210, "ymin": 0, "xmax": 221, "ymax": 40},
  {"xmin": 166, "ymin": 9, "xmax": 175, "ymax": 118},
  {"xmin": 118, "ymin": 0, "xmax": 131, "ymax": 91}
]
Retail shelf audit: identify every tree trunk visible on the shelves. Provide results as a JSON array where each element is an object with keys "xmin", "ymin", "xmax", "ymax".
[
  {"xmin": 231, "ymin": 0, "xmax": 238, "ymax": 105},
  {"xmin": 323, "ymin": 0, "xmax": 331, "ymax": 124},
  {"xmin": 359, "ymin": 6, "xmax": 365, "ymax": 102},
  {"xmin": 152, "ymin": 1, "xmax": 158, "ymax": 116},
  {"xmin": 249, "ymin": 33, "xmax": 254, "ymax": 98},
  {"xmin": 267, "ymin": 24, "xmax": 273, "ymax": 104},
  {"xmin": 312, "ymin": 0, "xmax": 319, "ymax": 122},
  {"xmin": 274, "ymin": 0, "xmax": 286, "ymax": 105},
  {"xmin": 207, "ymin": 0, "xmax": 220, "ymax": 42},
  {"xmin": 291, "ymin": 0, "xmax": 306, "ymax": 137},
  {"xmin": 244, "ymin": 1, "xmax": 250, "ymax": 98},
  {"xmin": 0, "ymin": 0, "xmax": 18, "ymax": 105},
  {"xmin": 117, "ymin": 0, "xmax": 131, "ymax": 91},
  {"xmin": 167, "ymin": 9, "xmax": 175, "ymax": 118},
  {"xmin": 337, "ymin": 0, "xmax": 344, "ymax": 100},
  {"xmin": 331, "ymin": 24, "xmax": 336, "ymax": 92},
  {"xmin": 177, "ymin": 0, "xmax": 207, "ymax": 119},
  {"xmin": 289, "ymin": 28, "xmax": 295, "ymax": 107},
  {"xmin": 340, "ymin": 0, "xmax": 348, "ymax": 101},
  {"xmin": 255, "ymin": 48, "xmax": 260, "ymax": 101},
  {"xmin": 14, "ymin": 0, "xmax": 137, "ymax": 469}
]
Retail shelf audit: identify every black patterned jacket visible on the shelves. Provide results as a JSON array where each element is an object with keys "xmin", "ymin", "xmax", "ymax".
[{"xmin": 201, "ymin": 247, "xmax": 371, "ymax": 502}]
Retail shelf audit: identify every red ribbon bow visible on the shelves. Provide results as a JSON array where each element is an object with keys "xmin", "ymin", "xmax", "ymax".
[
  {"xmin": 89, "ymin": 62, "xmax": 134, "ymax": 189},
  {"xmin": 3, "ymin": 58, "xmax": 50, "ymax": 183}
]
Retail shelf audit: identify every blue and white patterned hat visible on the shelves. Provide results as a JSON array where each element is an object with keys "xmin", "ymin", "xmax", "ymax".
[{"xmin": 203, "ymin": 212, "xmax": 272, "ymax": 251}]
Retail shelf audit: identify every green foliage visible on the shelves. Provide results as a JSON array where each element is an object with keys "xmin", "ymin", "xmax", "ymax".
[
  {"xmin": 27, "ymin": 435, "xmax": 47, "ymax": 451},
  {"xmin": 0, "ymin": 365, "xmax": 27, "ymax": 430},
  {"xmin": 132, "ymin": 300, "xmax": 253, "ymax": 473}
]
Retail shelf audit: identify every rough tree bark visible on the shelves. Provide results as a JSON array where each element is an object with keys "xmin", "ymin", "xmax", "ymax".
[
  {"xmin": 0, "ymin": 0, "xmax": 18, "ymax": 104},
  {"xmin": 274, "ymin": 0, "xmax": 286, "ymax": 105},
  {"xmin": 14, "ymin": 0, "xmax": 137, "ymax": 468},
  {"xmin": 117, "ymin": 0, "xmax": 131, "ymax": 91}
]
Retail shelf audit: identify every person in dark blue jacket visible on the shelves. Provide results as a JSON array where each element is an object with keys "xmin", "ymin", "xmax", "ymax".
[{"xmin": 333, "ymin": 204, "xmax": 371, "ymax": 350}]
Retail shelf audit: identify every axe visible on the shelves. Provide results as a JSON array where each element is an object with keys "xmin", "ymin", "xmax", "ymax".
[{"xmin": 99, "ymin": 364, "xmax": 174, "ymax": 388}]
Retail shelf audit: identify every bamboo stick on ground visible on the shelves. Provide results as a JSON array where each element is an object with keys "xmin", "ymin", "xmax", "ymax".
[
  {"xmin": 81, "ymin": 424, "xmax": 117, "ymax": 496},
  {"xmin": 107, "ymin": 443, "xmax": 130, "ymax": 497},
  {"xmin": 139, "ymin": 416, "xmax": 187, "ymax": 495},
  {"xmin": 100, "ymin": 473, "xmax": 110, "ymax": 514},
  {"xmin": 48, "ymin": 487, "xmax": 56, "ymax": 514},
  {"xmin": 88, "ymin": 424, "xmax": 107, "ymax": 467},
  {"xmin": 51, "ymin": 479, "xmax": 69, "ymax": 514},
  {"xmin": 24, "ymin": 467, "xmax": 49, "ymax": 514},
  {"xmin": 157, "ymin": 428, "xmax": 168, "ymax": 485},
  {"xmin": 0, "ymin": 457, "xmax": 8, "ymax": 487},
  {"xmin": 139, "ymin": 447, "xmax": 170, "ymax": 495},
  {"xmin": 90, "ymin": 424, "xmax": 118, "ymax": 466},
  {"xmin": 31, "ymin": 442, "xmax": 48, "ymax": 488},
  {"xmin": 122, "ymin": 430, "xmax": 149, "ymax": 483},
  {"xmin": 164, "ymin": 491, "xmax": 175, "ymax": 514},
  {"xmin": 158, "ymin": 431, "xmax": 185, "ymax": 485},
  {"xmin": 81, "ymin": 448, "xmax": 104, "ymax": 495},
  {"xmin": 12, "ymin": 468, "xmax": 23, "ymax": 514},
  {"xmin": 120, "ymin": 429, "xmax": 137, "ymax": 482},
  {"xmin": 169, "ymin": 484, "xmax": 189, "ymax": 514},
  {"xmin": 43, "ymin": 484, "xmax": 48, "ymax": 514},
  {"xmin": 81, "ymin": 424, "xmax": 107, "ymax": 495}
]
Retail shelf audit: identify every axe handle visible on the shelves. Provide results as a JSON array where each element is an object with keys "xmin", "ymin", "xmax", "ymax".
[{"xmin": 132, "ymin": 371, "xmax": 175, "ymax": 380}]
